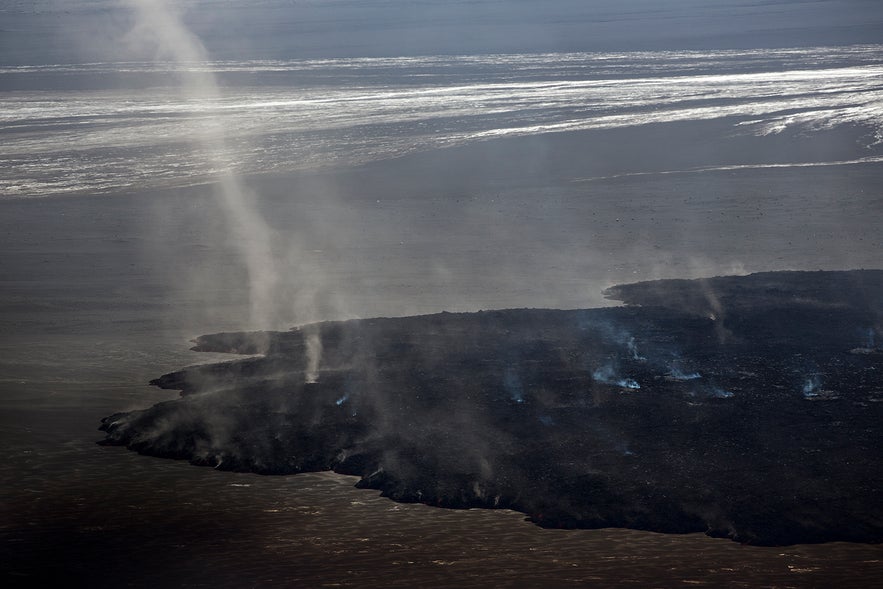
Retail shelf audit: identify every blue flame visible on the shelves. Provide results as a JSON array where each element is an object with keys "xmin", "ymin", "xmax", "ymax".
[
  {"xmin": 668, "ymin": 366, "xmax": 701, "ymax": 380},
  {"xmin": 802, "ymin": 376, "xmax": 821, "ymax": 397},
  {"xmin": 593, "ymin": 364, "xmax": 640, "ymax": 390},
  {"xmin": 710, "ymin": 387, "xmax": 734, "ymax": 398},
  {"xmin": 504, "ymin": 366, "xmax": 525, "ymax": 403}
]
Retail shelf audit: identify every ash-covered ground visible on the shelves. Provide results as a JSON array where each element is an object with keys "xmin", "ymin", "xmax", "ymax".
[{"xmin": 100, "ymin": 270, "xmax": 883, "ymax": 545}]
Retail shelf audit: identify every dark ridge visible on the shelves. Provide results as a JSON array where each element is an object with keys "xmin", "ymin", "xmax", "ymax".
[
  {"xmin": 603, "ymin": 269, "xmax": 883, "ymax": 315},
  {"xmin": 99, "ymin": 270, "xmax": 883, "ymax": 545}
]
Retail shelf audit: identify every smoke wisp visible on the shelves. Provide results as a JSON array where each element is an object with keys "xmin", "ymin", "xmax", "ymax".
[{"xmin": 123, "ymin": 0, "xmax": 280, "ymax": 331}]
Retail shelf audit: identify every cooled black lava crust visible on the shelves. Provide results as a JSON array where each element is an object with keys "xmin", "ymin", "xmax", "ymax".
[{"xmin": 100, "ymin": 270, "xmax": 883, "ymax": 545}]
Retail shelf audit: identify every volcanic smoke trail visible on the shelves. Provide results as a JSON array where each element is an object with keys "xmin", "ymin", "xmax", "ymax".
[{"xmin": 124, "ymin": 0, "xmax": 279, "ymax": 331}]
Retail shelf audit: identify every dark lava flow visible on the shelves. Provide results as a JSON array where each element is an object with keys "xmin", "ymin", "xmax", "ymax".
[{"xmin": 100, "ymin": 270, "xmax": 883, "ymax": 545}]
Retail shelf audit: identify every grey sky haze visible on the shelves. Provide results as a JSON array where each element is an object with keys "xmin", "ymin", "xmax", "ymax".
[{"xmin": 1, "ymin": 0, "xmax": 882, "ymax": 65}]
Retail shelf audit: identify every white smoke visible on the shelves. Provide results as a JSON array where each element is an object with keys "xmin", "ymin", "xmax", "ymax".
[
  {"xmin": 626, "ymin": 336, "xmax": 646, "ymax": 361},
  {"xmin": 709, "ymin": 386, "xmax": 734, "ymax": 399},
  {"xmin": 802, "ymin": 375, "xmax": 822, "ymax": 398},
  {"xmin": 304, "ymin": 327, "xmax": 323, "ymax": 384},
  {"xmin": 122, "ymin": 0, "xmax": 279, "ymax": 330},
  {"xmin": 666, "ymin": 363, "xmax": 701, "ymax": 381},
  {"xmin": 592, "ymin": 363, "xmax": 640, "ymax": 390}
]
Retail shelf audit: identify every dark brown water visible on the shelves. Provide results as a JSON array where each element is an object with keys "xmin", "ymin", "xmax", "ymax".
[{"xmin": 5, "ymin": 402, "xmax": 883, "ymax": 588}]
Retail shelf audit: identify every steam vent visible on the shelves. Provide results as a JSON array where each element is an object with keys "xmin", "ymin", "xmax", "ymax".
[{"xmin": 100, "ymin": 270, "xmax": 883, "ymax": 545}]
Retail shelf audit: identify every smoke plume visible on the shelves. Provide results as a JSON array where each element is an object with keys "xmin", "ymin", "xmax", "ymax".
[{"xmin": 123, "ymin": 0, "xmax": 279, "ymax": 331}]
